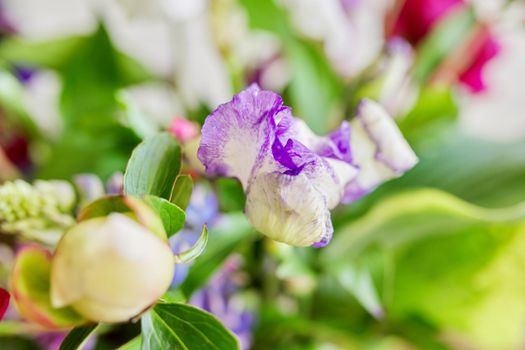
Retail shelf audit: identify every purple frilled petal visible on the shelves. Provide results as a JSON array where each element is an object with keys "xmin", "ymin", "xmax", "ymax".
[
  {"xmin": 342, "ymin": 99, "xmax": 418, "ymax": 203},
  {"xmin": 277, "ymin": 114, "xmax": 353, "ymax": 165},
  {"xmin": 320, "ymin": 121, "xmax": 352, "ymax": 163},
  {"xmin": 272, "ymin": 137, "xmax": 317, "ymax": 176},
  {"xmin": 197, "ymin": 84, "xmax": 291, "ymax": 188}
]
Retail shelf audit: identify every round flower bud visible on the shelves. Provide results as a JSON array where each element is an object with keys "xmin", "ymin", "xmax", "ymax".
[{"xmin": 51, "ymin": 213, "xmax": 175, "ymax": 323}]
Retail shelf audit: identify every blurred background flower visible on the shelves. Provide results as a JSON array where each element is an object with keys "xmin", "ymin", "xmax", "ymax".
[{"xmin": 1, "ymin": 0, "xmax": 525, "ymax": 348}]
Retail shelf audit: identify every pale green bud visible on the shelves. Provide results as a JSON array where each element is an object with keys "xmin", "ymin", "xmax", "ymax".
[
  {"xmin": 0, "ymin": 180, "xmax": 76, "ymax": 244},
  {"xmin": 51, "ymin": 213, "xmax": 175, "ymax": 323}
]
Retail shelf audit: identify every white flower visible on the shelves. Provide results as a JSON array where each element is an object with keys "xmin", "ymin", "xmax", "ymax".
[{"xmin": 51, "ymin": 213, "xmax": 175, "ymax": 323}]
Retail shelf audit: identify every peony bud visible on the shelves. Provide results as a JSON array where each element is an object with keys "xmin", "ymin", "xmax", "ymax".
[
  {"xmin": 11, "ymin": 245, "xmax": 84, "ymax": 329},
  {"xmin": 51, "ymin": 213, "xmax": 175, "ymax": 323}
]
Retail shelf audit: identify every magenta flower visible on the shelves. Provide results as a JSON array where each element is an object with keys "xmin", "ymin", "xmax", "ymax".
[
  {"xmin": 0, "ymin": 288, "xmax": 9, "ymax": 320},
  {"xmin": 168, "ymin": 117, "xmax": 199, "ymax": 143},
  {"xmin": 393, "ymin": 0, "xmax": 464, "ymax": 45},
  {"xmin": 198, "ymin": 85, "xmax": 417, "ymax": 247},
  {"xmin": 457, "ymin": 33, "xmax": 500, "ymax": 93},
  {"xmin": 392, "ymin": 0, "xmax": 500, "ymax": 93}
]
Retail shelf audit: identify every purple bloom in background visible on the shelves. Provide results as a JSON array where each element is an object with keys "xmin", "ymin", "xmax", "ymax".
[
  {"xmin": 198, "ymin": 85, "xmax": 417, "ymax": 247},
  {"xmin": 191, "ymin": 256, "xmax": 254, "ymax": 350},
  {"xmin": 105, "ymin": 172, "xmax": 124, "ymax": 195},
  {"xmin": 13, "ymin": 66, "xmax": 35, "ymax": 84},
  {"xmin": 35, "ymin": 332, "xmax": 96, "ymax": 350},
  {"xmin": 184, "ymin": 184, "xmax": 220, "ymax": 230},
  {"xmin": 34, "ymin": 333, "xmax": 66, "ymax": 350},
  {"xmin": 339, "ymin": 0, "xmax": 358, "ymax": 13},
  {"xmin": 0, "ymin": 0, "xmax": 15, "ymax": 35},
  {"xmin": 73, "ymin": 174, "xmax": 105, "ymax": 205},
  {"xmin": 170, "ymin": 185, "xmax": 220, "ymax": 287}
]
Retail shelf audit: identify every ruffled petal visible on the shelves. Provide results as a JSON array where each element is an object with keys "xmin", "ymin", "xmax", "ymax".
[
  {"xmin": 245, "ymin": 172, "xmax": 333, "ymax": 247},
  {"xmin": 343, "ymin": 99, "xmax": 418, "ymax": 203},
  {"xmin": 272, "ymin": 137, "xmax": 358, "ymax": 209},
  {"xmin": 277, "ymin": 116, "xmax": 353, "ymax": 164},
  {"xmin": 198, "ymin": 84, "xmax": 291, "ymax": 188}
]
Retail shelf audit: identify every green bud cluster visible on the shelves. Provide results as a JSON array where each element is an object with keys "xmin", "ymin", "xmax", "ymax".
[
  {"xmin": 1, "ymin": 180, "xmax": 56, "ymax": 223},
  {"xmin": 0, "ymin": 180, "xmax": 76, "ymax": 244}
]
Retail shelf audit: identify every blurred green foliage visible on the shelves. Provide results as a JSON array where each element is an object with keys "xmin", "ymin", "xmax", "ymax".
[{"xmin": 1, "ymin": 0, "xmax": 524, "ymax": 349}]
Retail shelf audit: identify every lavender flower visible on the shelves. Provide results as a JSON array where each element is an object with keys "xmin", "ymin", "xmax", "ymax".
[
  {"xmin": 190, "ymin": 256, "xmax": 254, "ymax": 350},
  {"xmin": 169, "ymin": 185, "xmax": 220, "ymax": 287},
  {"xmin": 35, "ymin": 332, "xmax": 96, "ymax": 350},
  {"xmin": 198, "ymin": 85, "xmax": 417, "ymax": 247}
]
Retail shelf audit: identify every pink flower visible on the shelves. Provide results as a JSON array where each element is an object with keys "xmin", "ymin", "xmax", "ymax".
[
  {"xmin": 392, "ymin": 0, "xmax": 499, "ymax": 93},
  {"xmin": 392, "ymin": 0, "xmax": 464, "ymax": 45},
  {"xmin": 458, "ymin": 34, "xmax": 500, "ymax": 93},
  {"xmin": 167, "ymin": 117, "xmax": 199, "ymax": 143},
  {"xmin": 0, "ymin": 288, "xmax": 10, "ymax": 320}
]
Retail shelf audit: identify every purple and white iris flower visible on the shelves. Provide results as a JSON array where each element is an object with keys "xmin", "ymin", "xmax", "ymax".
[{"xmin": 198, "ymin": 85, "xmax": 417, "ymax": 247}]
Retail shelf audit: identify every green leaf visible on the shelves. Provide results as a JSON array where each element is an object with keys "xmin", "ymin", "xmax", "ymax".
[
  {"xmin": 238, "ymin": 0, "xmax": 290, "ymax": 38},
  {"xmin": 118, "ymin": 336, "xmax": 142, "ymax": 350},
  {"xmin": 124, "ymin": 133, "xmax": 181, "ymax": 200},
  {"xmin": 11, "ymin": 246, "xmax": 84, "ymax": 328},
  {"xmin": 38, "ymin": 127, "xmax": 139, "ymax": 180},
  {"xmin": 59, "ymin": 324, "xmax": 98, "ymax": 350},
  {"xmin": 78, "ymin": 195, "xmax": 167, "ymax": 240},
  {"xmin": 0, "ymin": 321, "xmax": 46, "ymax": 336},
  {"xmin": 116, "ymin": 91, "xmax": 158, "ymax": 139},
  {"xmin": 0, "ymin": 70, "xmax": 39, "ymax": 137},
  {"xmin": 239, "ymin": 0, "xmax": 343, "ymax": 134},
  {"xmin": 336, "ymin": 265, "xmax": 383, "ymax": 320},
  {"xmin": 181, "ymin": 214, "xmax": 255, "ymax": 297},
  {"xmin": 78, "ymin": 195, "xmax": 131, "ymax": 220},
  {"xmin": 326, "ymin": 189, "xmax": 525, "ymax": 261},
  {"xmin": 170, "ymin": 175, "xmax": 193, "ymax": 211},
  {"xmin": 141, "ymin": 303, "xmax": 239, "ymax": 350},
  {"xmin": 399, "ymin": 86, "xmax": 458, "ymax": 133},
  {"xmin": 286, "ymin": 40, "xmax": 344, "ymax": 134},
  {"xmin": 0, "ymin": 35, "xmax": 84, "ymax": 70},
  {"xmin": 215, "ymin": 178, "xmax": 245, "ymax": 213},
  {"xmin": 145, "ymin": 196, "xmax": 186, "ymax": 238},
  {"xmin": 324, "ymin": 189, "xmax": 525, "ymax": 348},
  {"xmin": 391, "ymin": 127, "xmax": 525, "ymax": 208},
  {"xmin": 174, "ymin": 226, "xmax": 208, "ymax": 264},
  {"xmin": 34, "ymin": 24, "xmax": 148, "ymax": 179}
]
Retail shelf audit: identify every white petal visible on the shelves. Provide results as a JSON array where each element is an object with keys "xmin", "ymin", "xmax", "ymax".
[
  {"xmin": 344, "ymin": 99, "xmax": 418, "ymax": 202},
  {"xmin": 245, "ymin": 172, "xmax": 332, "ymax": 247}
]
